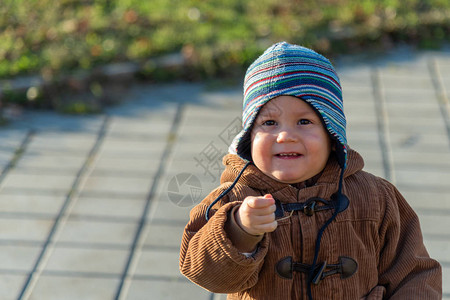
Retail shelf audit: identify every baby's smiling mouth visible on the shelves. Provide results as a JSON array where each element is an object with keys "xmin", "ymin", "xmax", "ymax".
[{"xmin": 275, "ymin": 152, "xmax": 302, "ymax": 159}]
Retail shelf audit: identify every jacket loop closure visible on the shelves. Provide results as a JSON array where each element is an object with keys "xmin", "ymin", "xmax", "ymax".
[
  {"xmin": 275, "ymin": 256, "xmax": 358, "ymax": 283},
  {"xmin": 274, "ymin": 196, "xmax": 348, "ymax": 219}
]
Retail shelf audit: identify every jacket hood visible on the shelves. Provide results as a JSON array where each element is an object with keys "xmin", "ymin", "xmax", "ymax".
[{"xmin": 220, "ymin": 149, "xmax": 364, "ymax": 194}]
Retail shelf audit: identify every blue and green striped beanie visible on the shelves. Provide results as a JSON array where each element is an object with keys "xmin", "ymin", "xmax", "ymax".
[{"xmin": 229, "ymin": 41, "xmax": 348, "ymax": 168}]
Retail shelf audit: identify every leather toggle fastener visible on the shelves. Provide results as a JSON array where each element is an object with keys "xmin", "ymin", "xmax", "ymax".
[
  {"xmin": 274, "ymin": 195, "xmax": 349, "ymax": 219},
  {"xmin": 304, "ymin": 200, "xmax": 317, "ymax": 216},
  {"xmin": 276, "ymin": 256, "xmax": 358, "ymax": 283}
]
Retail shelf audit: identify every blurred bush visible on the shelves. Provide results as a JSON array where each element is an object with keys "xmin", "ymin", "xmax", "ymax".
[
  {"xmin": 0, "ymin": 0, "xmax": 449, "ymax": 116},
  {"xmin": 1, "ymin": 0, "xmax": 449, "ymax": 79}
]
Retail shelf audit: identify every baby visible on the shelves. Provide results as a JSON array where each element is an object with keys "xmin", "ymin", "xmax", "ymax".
[{"xmin": 180, "ymin": 42, "xmax": 441, "ymax": 299}]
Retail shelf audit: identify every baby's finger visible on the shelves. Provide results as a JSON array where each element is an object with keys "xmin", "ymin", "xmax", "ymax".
[
  {"xmin": 247, "ymin": 194, "xmax": 274, "ymax": 209},
  {"xmin": 254, "ymin": 220, "xmax": 278, "ymax": 234},
  {"xmin": 251, "ymin": 203, "xmax": 277, "ymax": 217},
  {"xmin": 252, "ymin": 213, "xmax": 276, "ymax": 225}
]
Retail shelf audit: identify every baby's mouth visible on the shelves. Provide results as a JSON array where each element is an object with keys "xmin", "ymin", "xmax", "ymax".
[{"xmin": 275, "ymin": 152, "xmax": 302, "ymax": 159}]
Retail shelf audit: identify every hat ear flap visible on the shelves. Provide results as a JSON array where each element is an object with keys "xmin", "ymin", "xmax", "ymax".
[
  {"xmin": 335, "ymin": 143, "xmax": 348, "ymax": 169},
  {"xmin": 236, "ymin": 128, "xmax": 253, "ymax": 161}
]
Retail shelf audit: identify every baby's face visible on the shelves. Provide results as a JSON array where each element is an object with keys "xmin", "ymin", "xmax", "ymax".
[{"xmin": 250, "ymin": 96, "xmax": 331, "ymax": 184}]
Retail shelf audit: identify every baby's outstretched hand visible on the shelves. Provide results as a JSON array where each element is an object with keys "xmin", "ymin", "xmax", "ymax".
[{"xmin": 235, "ymin": 194, "xmax": 277, "ymax": 235}]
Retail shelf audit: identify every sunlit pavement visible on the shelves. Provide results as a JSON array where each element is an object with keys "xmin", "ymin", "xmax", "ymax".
[{"xmin": 0, "ymin": 46, "xmax": 449, "ymax": 299}]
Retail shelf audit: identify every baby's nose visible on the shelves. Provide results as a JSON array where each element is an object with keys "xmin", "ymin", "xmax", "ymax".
[{"xmin": 276, "ymin": 130, "xmax": 298, "ymax": 143}]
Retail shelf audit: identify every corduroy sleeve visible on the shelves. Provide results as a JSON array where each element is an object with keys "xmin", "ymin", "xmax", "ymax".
[
  {"xmin": 179, "ymin": 187, "xmax": 269, "ymax": 293},
  {"xmin": 377, "ymin": 180, "xmax": 442, "ymax": 299}
]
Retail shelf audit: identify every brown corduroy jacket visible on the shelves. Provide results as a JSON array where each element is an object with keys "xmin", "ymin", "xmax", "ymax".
[{"xmin": 179, "ymin": 150, "xmax": 442, "ymax": 299}]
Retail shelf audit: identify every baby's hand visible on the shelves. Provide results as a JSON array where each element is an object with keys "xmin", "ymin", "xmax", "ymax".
[{"xmin": 235, "ymin": 194, "xmax": 277, "ymax": 235}]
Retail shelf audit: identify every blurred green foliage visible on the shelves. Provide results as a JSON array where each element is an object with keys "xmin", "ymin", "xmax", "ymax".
[{"xmin": 0, "ymin": 0, "xmax": 449, "ymax": 80}]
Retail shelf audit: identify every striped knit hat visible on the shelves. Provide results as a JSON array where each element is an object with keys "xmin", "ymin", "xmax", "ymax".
[{"xmin": 229, "ymin": 41, "xmax": 348, "ymax": 169}]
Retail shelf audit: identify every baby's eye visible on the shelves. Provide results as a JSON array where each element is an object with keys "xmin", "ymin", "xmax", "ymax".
[
  {"xmin": 262, "ymin": 120, "xmax": 276, "ymax": 126},
  {"xmin": 298, "ymin": 119, "xmax": 312, "ymax": 125}
]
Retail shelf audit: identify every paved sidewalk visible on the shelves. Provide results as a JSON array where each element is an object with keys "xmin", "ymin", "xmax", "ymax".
[{"xmin": 0, "ymin": 46, "xmax": 449, "ymax": 299}]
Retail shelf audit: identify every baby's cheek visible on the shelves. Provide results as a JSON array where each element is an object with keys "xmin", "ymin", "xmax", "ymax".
[{"xmin": 251, "ymin": 135, "xmax": 269, "ymax": 160}]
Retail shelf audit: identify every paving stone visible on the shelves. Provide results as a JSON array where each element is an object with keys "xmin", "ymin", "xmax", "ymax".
[
  {"xmin": 125, "ymin": 279, "xmax": 210, "ymax": 300},
  {"xmin": 162, "ymin": 167, "xmax": 223, "ymax": 201},
  {"xmin": 147, "ymin": 194, "xmax": 193, "ymax": 224},
  {"xmin": 0, "ymin": 150, "xmax": 14, "ymax": 170},
  {"xmin": 26, "ymin": 132, "xmax": 98, "ymax": 152},
  {"xmin": 15, "ymin": 151, "xmax": 86, "ymax": 172},
  {"xmin": 44, "ymin": 247, "xmax": 129, "ymax": 274},
  {"xmin": 346, "ymin": 121, "xmax": 379, "ymax": 133},
  {"xmin": 341, "ymin": 85, "xmax": 373, "ymax": 96},
  {"xmin": 107, "ymin": 117, "xmax": 173, "ymax": 137},
  {"xmin": 380, "ymin": 63, "xmax": 432, "ymax": 74},
  {"xmin": 385, "ymin": 103, "xmax": 442, "ymax": 119},
  {"xmin": 77, "ymin": 190, "xmax": 146, "ymax": 201},
  {"xmin": 99, "ymin": 137, "xmax": 164, "ymax": 153},
  {"xmin": 0, "ymin": 172, "xmax": 76, "ymax": 192},
  {"xmin": 56, "ymin": 219, "xmax": 137, "ymax": 246},
  {"xmin": 392, "ymin": 150, "xmax": 450, "ymax": 168},
  {"xmin": 0, "ymin": 244, "xmax": 42, "ymax": 271},
  {"xmin": 182, "ymin": 108, "xmax": 240, "ymax": 121},
  {"xmin": 92, "ymin": 156, "xmax": 160, "ymax": 175},
  {"xmin": 380, "ymin": 74, "xmax": 435, "ymax": 90},
  {"xmin": 89, "ymin": 168, "xmax": 157, "ymax": 181},
  {"xmin": 143, "ymin": 223, "xmax": 185, "ymax": 248},
  {"xmin": 346, "ymin": 130, "xmax": 379, "ymax": 144},
  {"xmin": 423, "ymin": 239, "xmax": 450, "ymax": 264},
  {"xmin": 106, "ymin": 92, "xmax": 179, "ymax": 117},
  {"xmin": 14, "ymin": 112, "xmax": 104, "ymax": 133},
  {"xmin": 401, "ymin": 190, "xmax": 450, "ymax": 210},
  {"xmin": 0, "ymin": 274, "xmax": 28, "ymax": 300},
  {"xmin": 346, "ymin": 113, "xmax": 378, "ymax": 126},
  {"xmin": 336, "ymin": 65, "xmax": 372, "ymax": 85},
  {"xmin": 98, "ymin": 138, "xmax": 167, "ymax": 157},
  {"xmin": 418, "ymin": 215, "xmax": 450, "ymax": 237},
  {"xmin": 0, "ymin": 129, "xmax": 29, "ymax": 149},
  {"xmin": 171, "ymin": 142, "xmax": 219, "ymax": 159},
  {"xmin": 340, "ymin": 77, "xmax": 372, "ymax": 90},
  {"xmin": 163, "ymin": 169, "xmax": 223, "ymax": 190},
  {"xmin": 177, "ymin": 124, "xmax": 237, "ymax": 144},
  {"xmin": 387, "ymin": 121, "xmax": 447, "ymax": 136},
  {"xmin": 175, "ymin": 133, "xmax": 223, "ymax": 145},
  {"xmin": 200, "ymin": 89, "xmax": 242, "ymax": 108},
  {"xmin": 81, "ymin": 175, "xmax": 153, "ymax": 198},
  {"xmin": 0, "ymin": 193, "xmax": 65, "ymax": 216},
  {"xmin": 347, "ymin": 145, "xmax": 383, "ymax": 163},
  {"xmin": 167, "ymin": 150, "xmax": 224, "ymax": 166},
  {"xmin": 442, "ymin": 266, "xmax": 450, "ymax": 297},
  {"xmin": 394, "ymin": 168, "xmax": 450, "ymax": 188},
  {"xmin": 133, "ymin": 249, "xmax": 182, "ymax": 278},
  {"xmin": 386, "ymin": 105, "xmax": 444, "ymax": 121},
  {"xmin": 389, "ymin": 132, "xmax": 449, "ymax": 151},
  {"xmin": 0, "ymin": 218, "xmax": 54, "ymax": 241},
  {"xmin": 71, "ymin": 196, "xmax": 146, "ymax": 219},
  {"xmin": 127, "ymin": 82, "xmax": 205, "ymax": 105},
  {"xmin": 29, "ymin": 275, "xmax": 120, "ymax": 300},
  {"xmin": 182, "ymin": 105, "xmax": 240, "ymax": 122}
]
